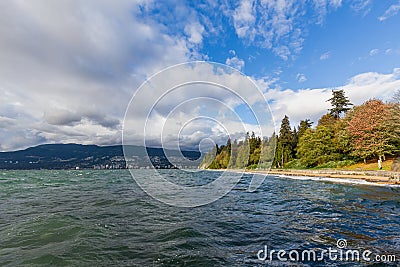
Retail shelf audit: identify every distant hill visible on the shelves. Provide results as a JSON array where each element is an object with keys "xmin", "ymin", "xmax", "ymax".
[{"xmin": 0, "ymin": 144, "xmax": 201, "ymax": 170}]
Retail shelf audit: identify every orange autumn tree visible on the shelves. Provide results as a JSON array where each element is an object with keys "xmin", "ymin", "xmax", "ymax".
[{"xmin": 345, "ymin": 99, "xmax": 399, "ymax": 163}]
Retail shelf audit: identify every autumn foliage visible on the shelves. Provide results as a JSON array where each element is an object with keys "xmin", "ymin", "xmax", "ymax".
[
  {"xmin": 346, "ymin": 99, "xmax": 395, "ymax": 161},
  {"xmin": 201, "ymin": 90, "xmax": 400, "ymax": 169}
]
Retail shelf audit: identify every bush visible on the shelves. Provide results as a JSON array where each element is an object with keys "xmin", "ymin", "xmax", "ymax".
[
  {"xmin": 284, "ymin": 159, "xmax": 308, "ymax": 169},
  {"xmin": 313, "ymin": 160, "xmax": 356, "ymax": 169}
]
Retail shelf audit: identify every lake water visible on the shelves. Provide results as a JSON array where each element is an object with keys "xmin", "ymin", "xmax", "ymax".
[{"xmin": 0, "ymin": 170, "xmax": 399, "ymax": 266}]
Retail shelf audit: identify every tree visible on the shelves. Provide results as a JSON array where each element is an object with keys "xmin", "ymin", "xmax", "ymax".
[
  {"xmin": 386, "ymin": 103, "xmax": 400, "ymax": 151},
  {"xmin": 259, "ymin": 134, "xmax": 277, "ymax": 168},
  {"xmin": 391, "ymin": 89, "xmax": 400, "ymax": 106},
  {"xmin": 334, "ymin": 118, "xmax": 352, "ymax": 157},
  {"xmin": 248, "ymin": 132, "xmax": 262, "ymax": 165},
  {"xmin": 318, "ymin": 113, "xmax": 337, "ymax": 128},
  {"xmin": 291, "ymin": 127, "xmax": 298, "ymax": 157},
  {"xmin": 200, "ymin": 145, "xmax": 218, "ymax": 169},
  {"xmin": 345, "ymin": 99, "xmax": 399, "ymax": 162},
  {"xmin": 297, "ymin": 126, "xmax": 341, "ymax": 167},
  {"xmin": 235, "ymin": 140, "xmax": 249, "ymax": 168},
  {"xmin": 327, "ymin": 89, "xmax": 353, "ymax": 118},
  {"xmin": 297, "ymin": 119, "xmax": 313, "ymax": 138},
  {"xmin": 276, "ymin": 115, "xmax": 293, "ymax": 167}
]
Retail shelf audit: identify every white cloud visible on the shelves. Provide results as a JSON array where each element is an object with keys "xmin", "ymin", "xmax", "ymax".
[
  {"xmin": 311, "ymin": 0, "xmax": 343, "ymax": 24},
  {"xmin": 232, "ymin": 0, "xmax": 256, "ymax": 40},
  {"xmin": 0, "ymin": 1, "xmax": 193, "ymax": 151},
  {"xmin": 296, "ymin": 73, "xmax": 308, "ymax": 83},
  {"xmin": 379, "ymin": 1, "xmax": 400, "ymax": 21},
  {"xmin": 225, "ymin": 56, "xmax": 245, "ymax": 71},
  {"xmin": 265, "ymin": 68, "xmax": 400, "ymax": 128},
  {"xmin": 184, "ymin": 22, "xmax": 205, "ymax": 44},
  {"xmin": 122, "ymin": 62, "xmax": 275, "ymax": 150},
  {"xmin": 369, "ymin": 48, "xmax": 379, "ymax": 56},
  {"xmin": 343, "ymin": 68, "xmax": 400, "ymax": 104},
  {"xmin": 230, "ymin": 0, "xmax": 341, "ymax": 60},
  {"xmin": 320, "ymin": 51, "xmax": 331, "ymax": 60}
]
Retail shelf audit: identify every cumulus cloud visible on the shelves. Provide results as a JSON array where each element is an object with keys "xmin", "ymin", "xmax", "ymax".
[
  {"xmin": 264, "ymin": 68, "xmax": 400, "ymax": 129},
  {"xmin": 379, "ymin": 1, "xmax": 400, "ymax": 21},
  {"xmin": 0, "ymin": 1, "xmax": 192, "ymax": 151},
  {"xmin": 1, "ymin": 0, "xmax": 398, "ymax": 152},
  {"xmin": 184, "ymin": 22, "xmax": 205, "ymax": 44},
  {"xmin": 233, "ymin": 0, "xmax": 256, "ymax": 39},
  {"xmin": 225, "ymin": 55, "xmax": 245, "ymax": 71},
  {"xmin": 122, "ymin": 62, "xmax": 275, "ymax": 151}
]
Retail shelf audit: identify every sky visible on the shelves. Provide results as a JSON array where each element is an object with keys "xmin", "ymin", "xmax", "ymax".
[{"xmin": 1, "ymin": 0, "xmax": 400, "ymax": 151}]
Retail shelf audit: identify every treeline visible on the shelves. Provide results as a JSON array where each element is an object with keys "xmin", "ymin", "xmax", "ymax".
[
  {"xmin": 200, "ymin": 132, "xmax": 276, "ymax": 169},
  {"xmin": 201, "ymin": 89, "xmax": 400, "ymax": 169}
]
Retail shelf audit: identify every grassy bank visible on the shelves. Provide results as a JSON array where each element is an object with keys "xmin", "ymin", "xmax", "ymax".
[{"xmin": 280, "ymin": 157, "xmax": 396, "ymax": 171}]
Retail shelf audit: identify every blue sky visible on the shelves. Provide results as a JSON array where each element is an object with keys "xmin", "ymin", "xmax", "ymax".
[
  {"xmin": 0, "ymin": 1, "xmax": 400, "ymax": 151},
  {"xmin": 194, "ymin": 1, "xmax": 400, "ymax": 89}
]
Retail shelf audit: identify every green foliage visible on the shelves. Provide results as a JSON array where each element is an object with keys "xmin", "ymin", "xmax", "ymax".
[
  {"xmin": 201, "ymin": 132, "xmax": 271, "ymax": 169},
  {"xmin": 327, "ymin": 89, "xmax": 353, "ymax": 118},
  {"xmin": 201, "ymin": 91, "xmax": 400, "ymax": 170},
  {"xmin": 284, "ymin": 159, "xmax": 308, "ymax": 169},
  {"xmin": 296, "ymin": 126, "xmax": 341, "ymax": 167},
  {"xmin": 313, "ymin": 160, "xmax": 356, "ymax": 169},
  {"xmin": 297, "ymin": 119, "xmax": 313, "ymax": 138},
  {"xmin": 279, "ymin": 115, "xmax": 292, "ymax": 146},
  {"xmin": 275, "ymin": 115, "xmax": 293, "ymax": 167},
  {"xmin": 318, "ymin": 113, "xmax": 336, "ymax": 128}
]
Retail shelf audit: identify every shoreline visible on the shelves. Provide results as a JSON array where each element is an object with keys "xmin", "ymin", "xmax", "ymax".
[{"xmin": 246, "ymin": 169, "xmax": 400, "ymax": 185}]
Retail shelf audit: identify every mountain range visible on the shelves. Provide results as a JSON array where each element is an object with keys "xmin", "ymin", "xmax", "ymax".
[{"xmin": 0, "ymin": 144, "xmax": 201, "ymax": 170}]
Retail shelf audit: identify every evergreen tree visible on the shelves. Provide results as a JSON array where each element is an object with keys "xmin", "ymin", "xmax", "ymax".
[
  {"xmin": 259, "ymin": 134, "xmax": 277, "ymax": 169},
  {"xmin": 248, "ymin": 132, "xmax": 262, "ymax": 165},
  {"xmin": 297, "ymin": 119, "xmax": 313, "ymax": 139},
  {"xmin": 226, "ymin": 138, "xmax": 232, "ymax": 154},
  {"xmin": 277, "ymin": 115, "xmax": 293, "ymax": 167},
  {"xmin": 327, "ymin": 89, "xmax": 353, "ymax": 118},
  {"xmin": 235, "ymin": 139, "xmax": 249, "ymax": 168},
  {"xmin": 292, "ymin": 127, "xmax": 298, "ymax": 157}
]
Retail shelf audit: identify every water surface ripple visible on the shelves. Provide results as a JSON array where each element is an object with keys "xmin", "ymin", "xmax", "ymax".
[{"xmin": 0, "ymin": 170, "xmax": 399, "ymax": 266}]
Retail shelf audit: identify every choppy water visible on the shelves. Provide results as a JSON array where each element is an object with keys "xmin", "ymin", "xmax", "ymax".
[{"xmin": 0, "ymin": 170, "xmax": 399, "ymax": 266}]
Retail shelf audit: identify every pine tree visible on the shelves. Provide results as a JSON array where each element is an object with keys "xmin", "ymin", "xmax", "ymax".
[
  {"xmin": 292, "ymin": 127, "xmax": 298, "ymax": 157},
  {"xmin": 226, "ymin": 138, "xmax": 232, "ymax": 154},
  {"xmin": 277, "ymin": 115, "xmax": 293, "ymax": 167},
  {"xmin": 297, "ymin": 119, "xmax": 313, "ymax": 138},
  {"xmin": 327, "ymin": 89, "xmax": 353, "ymax": 118}
]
